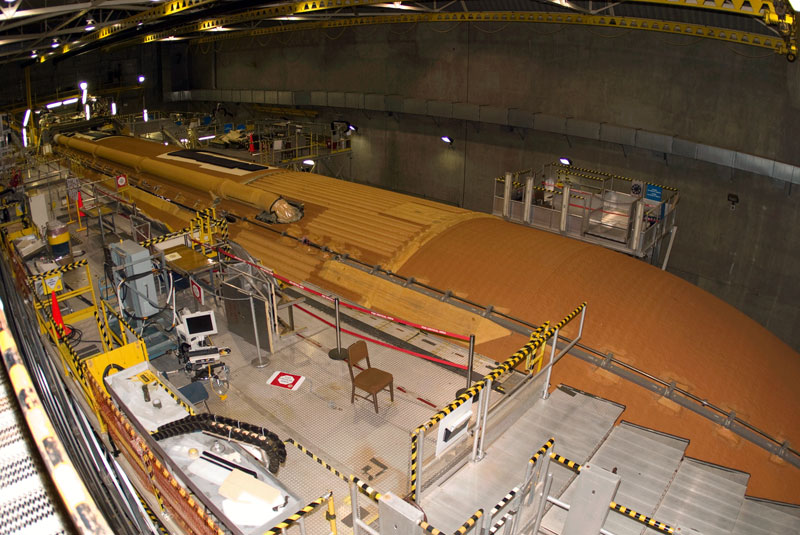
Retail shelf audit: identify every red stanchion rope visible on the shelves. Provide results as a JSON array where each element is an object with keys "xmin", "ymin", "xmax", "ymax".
[
  {"xmin": 294, "ymin": 304, "xmax": 468, "ymax": 370},
  {"xmin": 188, "ymin": 238, "xmax": 471, "ymax": 341}
]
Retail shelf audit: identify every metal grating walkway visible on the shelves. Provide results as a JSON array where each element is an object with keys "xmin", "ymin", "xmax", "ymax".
[{"xmin": 0, "ymin": 364, "xmax": 70, "ymax": 535}]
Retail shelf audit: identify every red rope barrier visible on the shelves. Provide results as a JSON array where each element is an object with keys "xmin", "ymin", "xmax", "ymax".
[
  {"xmin": 294, "ymin": 304, "xmax": 468, "ymax": 371},
  {"xmin": 188, "ymin": 239, "xmax": 471, "ymax": 341}
]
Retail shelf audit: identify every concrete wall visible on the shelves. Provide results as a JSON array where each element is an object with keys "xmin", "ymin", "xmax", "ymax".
[{"xmin": 184, "ymin": 23, "xmax": 800, "ymax": 350}]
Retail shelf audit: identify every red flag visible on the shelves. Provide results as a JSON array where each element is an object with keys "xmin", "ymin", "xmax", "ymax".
[
  {"xmin": 248, "ymin": 133, "xmax": 255, "ymax": 153},
  {"xmin": 50, "ymin": 291, "xmax": 71, "ymax": 337},
  {"xmin": 77, "ymin": 191, "xmax": 85, "ymax": 218}
]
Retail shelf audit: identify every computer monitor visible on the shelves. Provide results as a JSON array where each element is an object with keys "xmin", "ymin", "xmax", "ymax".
[{"xmin": 182, "ymin": 310, "xmax": 218, "ymax": 338}]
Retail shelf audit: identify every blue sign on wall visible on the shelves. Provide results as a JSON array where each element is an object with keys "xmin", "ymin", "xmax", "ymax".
[{"xmin": 645, "ymin": 184, "xmax": 663, "ymax": 202}]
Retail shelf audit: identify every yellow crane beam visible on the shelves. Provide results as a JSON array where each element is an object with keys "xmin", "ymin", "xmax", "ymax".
[{"xmin": 190, "ymin": 11, "xmax": 795, "ymax": 59}]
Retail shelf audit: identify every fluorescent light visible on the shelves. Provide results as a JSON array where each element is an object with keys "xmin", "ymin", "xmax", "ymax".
[
  {"xmin": 788, "ymin": 0, "xmax": 799, "ymax": 11},
  {"xmin": 22, "ymin": 129, "xmax": 27, "ymax": 147},
  {"xmin": 138, "ymin": 75, "xmax": 145, "ymax": 83},
  {"xmin": 303, "ymin": 159, "xmax": 315, "ymax": 166},
  {"xmin": 30, "ymin": 50, "xmax": 37, "ymax": 58},
  {"xmin": 51, "ymin": 38, "xmax": 59, "ymax": 48},
  {"xmin": 79, "ymin": 81, "xmax": 88, "ymax": 91},
  {"xmin": 110, "ymin": 102, "xmax": 117, "ymax": 115},
  {"xmin": 179, "ymin": 138, "xmax": 188, "ymax": 143},
  {"xmin": 23, "ymin": 109, "xmax": 31, "ymax": 127},
  {"xmin": 559, "ymin": 157, "xmax": 573, "ymax": 165},
  {"xmin": 198, "ymin": 135, "xmax": 216, "ymax": 141},
  {"xmin": 81, "ymin": 89, "xmax": 88, "ymax": 105},
  {"xmin": 62, "ymin": 97, "xmax": 78, "ymax": 105},
  {"xmin": 441, "ymin": 136, "xmax": 453, "ymax": 144},
  {"xmin": 85, "ymin": 104, "xmax": 90, "ymax": 120},
  {"xmin": 143, "ymin": 109, "xmax": 148, "ymax": 122},
  {"xmin": 46, "ymin": 101, "xmax": 62, "ymax": 109},
  {"xmin": 348, "ymin": 124, "xmax": 357, "ymax": 132},
  {"xmin": 85, "ymin": 18, "xmax": 95, "ymax": 31}
]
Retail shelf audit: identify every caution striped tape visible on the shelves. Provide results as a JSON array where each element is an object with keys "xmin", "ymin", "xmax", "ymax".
[
  {"xmin": 285, "ymin": 438, "xmax": 347, "ymax": 482},
  {"xmin": 610, "ymin": 502, "xmax": 674, "ymax": 534},
  {"xmin": 285, "ymin": 438, "xmax": 382, "ymax": 501},
  {"xmin": 488, "ymin": 512, "xmax": 512, "ymax": 534},
  {"xmin": 555, "ymin": 163, "xmax": 678, "ymax": 192},
  {"xmin": 489, "ymin": 489, "xmax": 517, "ymax": 516},
  {"xmin": 529, "ymin": 438, "xmax": 555, "ymax": 465},
  {"xmin": 549, "ymin": 453, "xmax": 582, "ymax": 472},
  {"xmin": 135, "ymin": 488, "xmax": 171, "ymax": 534},
  {"xmin": 152, "ymin": 377, "xmax": 195, "ymax": 416},
  {"xmin": 409, "ymin": 432, "xmax": 419, "ymax": 500},
  {"xmin": 455, "ymin": 509, "xmax": 483, "ymax": 535},
  {"xmin": 27, "ymin": 259, "xmax": 88, "ymax": 281},
  {"xmin": 420, "ymin": 509, "xmax": 483, "ymax": 535},
  {"xmin": 552, "ymin": 302, "xmax": 586, "ymax": 331},
  {"xmin": 264, "ymin": 494, "xmax": 329, "ymax": 535},
  {"xmin": 93, "ymin": 309, "xmax": 112, "ymax": 351}
]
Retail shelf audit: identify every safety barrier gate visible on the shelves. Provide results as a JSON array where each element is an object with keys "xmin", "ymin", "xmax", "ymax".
[
  {"xmin": 410, "ymin": 303, "xmax": 587, "ymax": 504},
  {"xmin": 414, "ymin": 437, "xmax": 682, "ymax": 535}
]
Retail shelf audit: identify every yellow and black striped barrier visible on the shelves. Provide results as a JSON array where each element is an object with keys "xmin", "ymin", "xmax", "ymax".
[
  {"xmin": 552, "ymin": 302, "xmax": 586, "ymax": 331},
  {"xmin": 529, "ymin": 438, "xmax": 555, "ymax": 465},
  {"xmin": 285, "ymin": 438, "xmax": 382, "ymax": 501},
  {"xmin": 549, "ymin": 453, "xmax": 582, "ymax": 472},
  {"xmin": 455, "ymin": 509, "xmax": 483, "ymax": 535},
  {"xmin": 420, "ymin": 508, "xmax": 483, "ymax": 535},
  {"xmin": 93, "ymin": 308, "xmax": 112, "ymax": 353},
  {"xmin": 555, "ymin": 163, "xmax": 679, "ymax": 192},
  {"xmin": 610, "ymin": 502, "xmax": 674, "ymax": 534},
  {"xmin": 264, "ymin": 493, "xmax": 330, "ymax": 535},
  {"xmin": 26, "ymin": 258, "xmax": 88, "ymax": 281},
  {"xmin": 153, "ymin": 377, "xmax": 196, "ymax": 416}
]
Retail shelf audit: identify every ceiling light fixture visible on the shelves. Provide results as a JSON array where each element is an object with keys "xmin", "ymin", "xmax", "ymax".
[
  {"xmin": 441, "ymin": 136, "xmax": 453, "ymax": 144},
  {"xmin": 303, "ymin": 159, "xmax": 315, "ymax": 166},
  {"xmin": 30, "ymin": 50, "xmax": 37, "ymax": 58},
  {"xmin": 85, "ymin": 18, "xmax": 95, "ymax": 31},
  {"xmin": 51, "ymin": 38, "xmax": 60, "ymax": 48},
  {"xmin": 143, "ymin": 109, "xmax": 148, "ymax": 122},
  {"xmin": 138, "ymin": 75, "xmax": 145, "ymax": 83},
  {"xmin": 111, "ymin": 102, "xmax": 117, "ymax": 116},
  {"xmin": 559, "ymin": 157, "xmax": 573, "ymax": 165},
  {"xmin": 198, "ymin": 135, "xmax": 216, "ymax": 141}
]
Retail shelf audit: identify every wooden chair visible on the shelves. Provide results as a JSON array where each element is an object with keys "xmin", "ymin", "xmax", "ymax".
[{"xmin": 346, "ymin": 340, "xmax": 394, "ymax": 413}]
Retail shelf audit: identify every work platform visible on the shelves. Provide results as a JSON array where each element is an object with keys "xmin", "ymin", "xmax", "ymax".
[{"xmin": 0, "ymin": 156, "xmax": 798, "ymax": 535}]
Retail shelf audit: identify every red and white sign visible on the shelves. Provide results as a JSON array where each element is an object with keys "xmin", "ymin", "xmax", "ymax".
[
  {"xmin": 116, "ymin": 174, "xmax": 128, "ymax": 189},
  {"xmin": 190, "ymin": 278, "xmax": 204, "ymax": 305},
  {"xmin": 267, "ymin": 371, "xmax": 305, "ymax": 391}
]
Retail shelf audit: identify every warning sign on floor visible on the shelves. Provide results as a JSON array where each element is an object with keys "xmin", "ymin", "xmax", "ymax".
[{"xmin": 267, "ymin": 371, "xmax": 305, "ymax": 391}]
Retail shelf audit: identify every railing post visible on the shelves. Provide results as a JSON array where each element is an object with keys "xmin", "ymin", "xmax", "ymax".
[
  {"xmin": 328, "ymin": 297, "xmax": 348, "ymax": 360},
  {"xmin": 502, "ymin": 172, "xmax": 512, "ymax": 218},
  {"xmin": 542, "ymin": 328, "xmax": 558, "ymax": 400},
  {"xmin": 559, "ymin": 184, "xmax": 571, "ymax": 233},
  {"xmin": 523, "ymin": 175, "xmax": 534, "ymax": 224},
  {"xmin": 476, "ymin": 377, "xmax": 492, "ymax": 460},
  {"xmin": 250, "ymin": 293, "xmax": 269, "ymax": 368},
  {"xmin": 415, "ymin": 428, "xmax": 425, "ymax": 504},
  {"xmin": 630, "ymin": 199, "xmax": 645, "ymax": 252}
]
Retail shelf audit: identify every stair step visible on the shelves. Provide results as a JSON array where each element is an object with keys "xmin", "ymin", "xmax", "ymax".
[
  {"xmin": 654, "ymin": 458, "xmax": 748, "ymax": 535},
  {"xmin": 731, "ymin": 497, "xmax": 800, "ymax": 534},
  {"xmin": 420, "ymin": 383, "xmax": 623, "ymax": 533},
  {"xmin": 542, "ymin": 422, "xmax": 688, "ymax": 535}
]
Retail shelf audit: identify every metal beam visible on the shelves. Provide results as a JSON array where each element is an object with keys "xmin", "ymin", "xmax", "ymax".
[{"xmin": 192, "ymin": 10, "xmax": 791, "ymax": 56}]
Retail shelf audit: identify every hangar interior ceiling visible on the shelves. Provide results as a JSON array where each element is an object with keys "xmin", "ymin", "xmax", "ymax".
[{"xmin": 0, "ymin": 0, "xmax": 797, "ymax": 66}]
